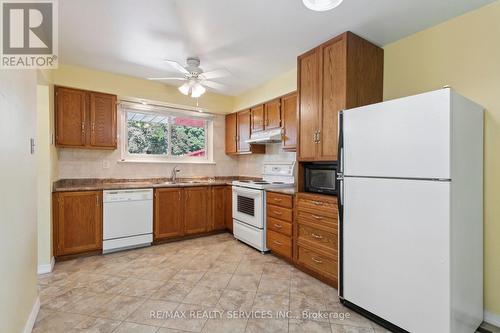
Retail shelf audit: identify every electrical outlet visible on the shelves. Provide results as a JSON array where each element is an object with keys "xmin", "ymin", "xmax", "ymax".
[{"xmin": 103, "ymin": 160, "xmax": 110, "ymax": 169}]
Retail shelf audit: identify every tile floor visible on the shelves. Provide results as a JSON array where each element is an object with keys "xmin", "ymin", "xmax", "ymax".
[{"xmin": 34, "ymin": 233, "xmax": 493, "ymax": 333}]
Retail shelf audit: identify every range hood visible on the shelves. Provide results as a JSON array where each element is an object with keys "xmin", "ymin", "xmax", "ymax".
[{"xmin": 245, "ymin": 128, "xmax": 283, "ymax": 144}]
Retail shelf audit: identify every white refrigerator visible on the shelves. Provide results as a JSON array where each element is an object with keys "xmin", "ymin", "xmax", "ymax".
[{"xmin": 338, "ymin": 88, "xmax": 484, "ymax": 333}]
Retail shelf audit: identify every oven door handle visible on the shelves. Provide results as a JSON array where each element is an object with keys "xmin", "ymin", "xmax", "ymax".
[{"xmin": 232, "ymin": 186, "xmax": 262, "ymax": 197}]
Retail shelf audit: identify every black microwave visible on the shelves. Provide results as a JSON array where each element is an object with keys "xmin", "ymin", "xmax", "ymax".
[{"xmin": 304, "ymin": 163, "xmax": 338, "ymax": 195}]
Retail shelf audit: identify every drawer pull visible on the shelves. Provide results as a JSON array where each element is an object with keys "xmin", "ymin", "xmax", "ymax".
[
  {"xmin": 273, "ymin": 240, "xmax": 283, "ymax": 246},
  {"xmin": 312, "ymin": 201, "xmax": 323, "ymax": 206},
  {"xmin": 274, "ymin": 224, "xmax": 283, "ymax": 229},
  {"xmin": 311, "ymin": 233, "xmax": 323, "ymax": 239},
  {"xmin": 273, "ymin": 211, "xmax": 282, "ymax": 215},
  {"xmin": 312, "ymin": 215, "xmax": 323, "ymax": 220},
  {"xmin": 274, "ymin": 198, "xmax": 282, "ymax": 202},
  {"xmin": 311, "ymin": 257, "xmax": 323, "ymax": 264}
]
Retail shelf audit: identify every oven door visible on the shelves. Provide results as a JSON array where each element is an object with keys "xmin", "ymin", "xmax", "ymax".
[{"xmin": 232, "ymin": 186, "xmax": 264, "ymax": 229}]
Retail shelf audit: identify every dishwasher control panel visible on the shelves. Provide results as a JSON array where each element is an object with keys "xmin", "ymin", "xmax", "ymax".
[{"xmin": 103, "ymin": 189, "xmax": 153, "ymax": 202}]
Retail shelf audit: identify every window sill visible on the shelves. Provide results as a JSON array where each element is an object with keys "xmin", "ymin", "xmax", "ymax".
[{"xmin": 118, "ymin": 159, "xmax": 216, "ymax": 165}]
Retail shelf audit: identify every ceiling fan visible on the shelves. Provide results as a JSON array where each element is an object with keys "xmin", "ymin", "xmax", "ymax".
[{"xmin": 148, "ymin": 57, "xmax": 229, "ymax": 98}]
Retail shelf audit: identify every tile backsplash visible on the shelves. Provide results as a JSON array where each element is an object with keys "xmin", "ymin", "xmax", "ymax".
[{"xmin": 57, "ymin": 115, "xmax": 296, "ymax": 179}]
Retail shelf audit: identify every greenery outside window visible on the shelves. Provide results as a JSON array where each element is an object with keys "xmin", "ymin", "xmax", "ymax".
[{"xmin": 121, "ymin": 104, "xmax": 213, "ymax": 163}]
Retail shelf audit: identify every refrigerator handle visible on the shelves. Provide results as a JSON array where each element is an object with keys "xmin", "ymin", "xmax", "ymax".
[{"xmin": 337, "ymin": 110, "xmax": 345, "ymax": 299}]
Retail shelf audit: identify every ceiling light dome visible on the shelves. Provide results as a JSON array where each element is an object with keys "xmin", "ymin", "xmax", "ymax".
[{"xmin": 302, "ymin": 0, "xmax": 343, "ymax": 11}]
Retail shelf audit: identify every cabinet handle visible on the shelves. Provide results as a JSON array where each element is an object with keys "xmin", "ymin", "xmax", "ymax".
[
  {"xmin": 96, "ymin": 196, "xmax": 99, "ymax": 206},
  {"xmin": 81, "ymin": 122, "xmax": 85, "ymax": 132},
  {"xmin": 274, "ymin": 198, "xmax": 282, "ymax": 202},
  {"xmin": 317, "ymin": 130, "xmax": 321, "ymax": 143},
  {"xmin": 274, "ymin": 224, "xmax": 283, "ymax": 229},
  {"xmin": 312, "ymin": 132, "xmax": 316, "ymax": 143},
  {"xmin": 311, "ymin": 257, "xmax": 323, "ymax": 264},
  {"xmin": 273, "ymin": 211, "xmax": 282, "ymax": 215},
  {"xmin": 312, "ymin": 201, "xmax": 323, "ymax": 206},
  {"xmin": 311, "ymin": 233, "xmax": 323, "ymax": 239},
  {"xmin": 312, "ymin": 215, "xmax": 323, "ymax": 220},
  {"xmin": 273, "ymin": 240, "xmax": 283, "ymax": 246},
  {"xmin": 91, "ymin": 122, "xmax": 95, "ymax": 133}
]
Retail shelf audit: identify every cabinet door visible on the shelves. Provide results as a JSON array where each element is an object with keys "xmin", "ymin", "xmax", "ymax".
[
  {"xmin": 225, "ymin": 113, "xmax": 238, "ymax": 154},
  {"xmin": 184, "ymin": 187, "xmax": 208, "ymax": 235},
  {"xmin": 237, "ymin": 110, "xmax": 251, "ymax": 152},
  {"xmin": 55, "ymin": 87, "xmax": 87, "ymax": 147},
  {"xmin": 298, "ymin": 49, "xmax": 320, "ymax": 160},
  {"xmin": 154, "ymin": 188, "xmax": 184, "ymax": 240},
  {"xmin": 225, "ymin": 186, "xmax": 233, "ymax": 232},
  {"xmin": 319, "ymin": 37, "xmax": 346, "ymax": 160},
  {"xmin": 90, "ymin": 92, "xmax": 117, "ymax": 148},
  {"xmin": 54, "ymin": 191, "xmax": 102, "ymax": 256},
  {"xmin": 251, "ymin": 105, "xmax": 264, "ymax": 132},
  {"xmin": 281, "ymin": 93, "xmax": 297, "ymax": 151},
  {"xmin": 212, "ymin": 186, "xmax": 227, "ymax": 231},
  {"xmin": 265, "ymin": 99, "xmax": 281, "ymax": 129}
]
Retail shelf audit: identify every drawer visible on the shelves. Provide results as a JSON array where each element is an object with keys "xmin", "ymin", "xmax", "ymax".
[
  {"xmin": 267, "ymin": 204, "xmax": 292, "ymax": 222},
  {"xmin": 297, "ymin": 210, "xmax": 338, "ymax": 229},
  {"xmin": 297, "ymin": 193, "xmax": 337, "ymax": 218},
  {"xmin": 297, "ymin": 223, "xmax": 337, "ymax": 252},
  {"xmin": 267, "ymin": 216, "xmax": 292, "ymax": 237},
  {"xmin": 266, "ymin": 192, "xmax": 293, "ymax": 208},
  {"xmin": 267, "ymin": 229, "xmax": 292, "ymax": 259},
  {"xmin": 297, "ymin": 246, "xmax": 337, "ymax": 279}
]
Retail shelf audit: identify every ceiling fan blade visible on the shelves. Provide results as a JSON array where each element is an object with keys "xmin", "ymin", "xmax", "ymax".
[
  {"xmin": 202, "ymin": 80, "xmax": 227, "ymax": 91},
  {"xmin": 147, "ymin": 77, "xmax": 186, "ymax": 81},
  {"xmin": 200, "ymin": 68, "xmax": 230, "ymax": 80},
  {"xmin": 163, "ymin": 59, "xmax": 190, "ymax": 75}
]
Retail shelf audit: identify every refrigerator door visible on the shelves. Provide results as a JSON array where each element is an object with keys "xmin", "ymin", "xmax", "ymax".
[
  {"xmin": 343, "ymin": 89, "xmax": 451, "ymax": 179},
  {"xmin": 342, "ymin": 177, "xmax": 450, "ymax": 333}
]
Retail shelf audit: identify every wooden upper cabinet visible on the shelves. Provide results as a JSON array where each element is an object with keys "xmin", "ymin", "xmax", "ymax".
[
  {"xmin": 265, "ymin": 99, "xmax": 281, "ymax": 129},
  {"xmin": 298, "ymin": 48, "xmax": 320, "ymax": 160},
  {"xmin": 184, "ymin": 187, "xmax": 209, "ymax": 235},
  {"xmin": 55, "ymin": 87, "xmax": 87, "ymax": 147},
  {"xmin": 225, "ymin": 113, "xmax": 238, "ymax": 154},
  {"xmin": 237, "ymin": 109, "xmax": 251, "ymax": 152},
  {"xmin": 53, "ymin": 191, "xmax": 102, "ymax": 256},
  {"xmin": 251, "ymin": 105, "xmax": 265, "ymax": 132},
  {"xmin": 281, "ymin": 93, "xmax": 297, "ymax": 151},
  {"xmin": 154, "ymin": 188, "xmax": 184, "ymax": 240},
  {"xmin": 90, "ymin": 92, "xmax": 117, "ymax": 148},
  {"xmin": 297, "ymin": 32, "xmax": 383, "ymax": 161},
  {"xmin": 55, "ymin": 86, "xmax": 117, "ymax": 150}
]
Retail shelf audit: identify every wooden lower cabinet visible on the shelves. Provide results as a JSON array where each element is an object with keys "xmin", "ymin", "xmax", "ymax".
[
  {"xmin": 225, "ymin": 186, "xmax": 233, "ymax": 232},
  {"xmin": 211, "ymin": 186, "xmax": 227, "ymax": 231},
  {"xmin": 295, "ymin": 192, "xmax": 339, "ymax": 288},
  {"xmin": 53, "ymin": 191, "xmax": 102, "ymax": 257},
  {"xmin": 184, "ymin": 187, "xmax": 209, "ymax": 235},
  {"xmin": 154, "ymin": 188, "xmax": 184, "ymax": 240},
  {"xmin": 266, "ymin": 191, "xmax": 294, "ymax": 261}
]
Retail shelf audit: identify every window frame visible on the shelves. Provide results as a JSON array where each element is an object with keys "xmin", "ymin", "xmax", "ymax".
[{"xmin": 119, "ymin": 103, "xmax": 214, "ymax": 164}]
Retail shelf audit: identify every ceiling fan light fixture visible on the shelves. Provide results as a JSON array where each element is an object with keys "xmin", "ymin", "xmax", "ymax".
[
  {"xmin": 302, "ymin": 0, "xmax": 343, "ymax": 11},
  {"xmin": 191, "ymin": 84, "xmax": 206, "ymax": 98},
  {"xmin": 178, "ymin": 82, "xmax": 191, "ymax": 96}
]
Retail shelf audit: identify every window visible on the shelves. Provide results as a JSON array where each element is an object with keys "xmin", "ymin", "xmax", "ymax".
[{"xmin": 121, "ymin": 104, "xmax": 213, "ymax": 163}]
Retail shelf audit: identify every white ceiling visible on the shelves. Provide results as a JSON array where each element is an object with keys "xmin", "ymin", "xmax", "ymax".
[{"xmin": 59, "ymin": 0, "xmax": 494, "ymax": 96}]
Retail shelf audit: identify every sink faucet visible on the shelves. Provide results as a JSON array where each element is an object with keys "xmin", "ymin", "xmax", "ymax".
[{"xmin": 171, "ymin": 165, "xmax": 181, "ymax": 183}]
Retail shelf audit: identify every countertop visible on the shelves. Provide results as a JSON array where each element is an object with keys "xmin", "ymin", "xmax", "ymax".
[
  {"xmin": 53, "ymin": 177, "xmax": 259, "ymax": 192},
  {"xmin": 266, "ymin": 187, "xmax": 296, "ymax": 195}
]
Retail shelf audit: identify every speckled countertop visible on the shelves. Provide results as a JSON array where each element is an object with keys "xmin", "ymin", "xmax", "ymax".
[
  {"xmin": 265, "ymin": 187, "xmax": 296, "ymax": 195},
  {"xmin": 53, "ymin": 176, "xmax": 260, "ymax": 192}
]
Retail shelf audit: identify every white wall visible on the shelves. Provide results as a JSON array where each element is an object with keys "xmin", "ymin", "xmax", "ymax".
[{"xmin": 0, "ymin": 70, "xmax": 39, "ymax": 333}]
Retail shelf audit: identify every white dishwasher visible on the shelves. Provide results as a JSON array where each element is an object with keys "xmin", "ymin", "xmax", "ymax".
[{"xmin": 103, "ymin": 189, "xmax": 153, "ymax": 253}]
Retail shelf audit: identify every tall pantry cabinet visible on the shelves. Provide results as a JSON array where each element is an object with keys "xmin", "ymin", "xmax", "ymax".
[{"xmin": 297, "ymin": 32, "xmax": 384, "ymax": 161}]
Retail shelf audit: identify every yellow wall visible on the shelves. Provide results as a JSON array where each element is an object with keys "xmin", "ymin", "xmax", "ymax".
[
  {"xmin": 233, "ymin": 68, "xmax": 297, "ymax": 111},
  {"xmin": 383, "ymin": 1, "xmax": 500, "ymax": 316},
  {"xmin": 51, "ymin": 64, "xmax": 235, "ymax": 114}
]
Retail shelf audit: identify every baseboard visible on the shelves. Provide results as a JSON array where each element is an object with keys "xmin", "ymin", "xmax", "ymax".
[
  {"xmin": 23, "ymin": 296, "xmax": 40, "ymax": 333},
  {"xmin": 37, "ymin": 256, "xmax": 54, "ymax": 275},
  {"xmin": 485, "ymin": 311, "xmax": 500, "ymax": 328}
]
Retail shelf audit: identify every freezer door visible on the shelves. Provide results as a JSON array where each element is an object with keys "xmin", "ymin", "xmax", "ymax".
[
  {"xmin": 342, "ymin": 177, "xmax": 450, "ymax": 333},
  {"xmin": 343, "ymin": 89, "xmax": 450, "ymax": 179}
]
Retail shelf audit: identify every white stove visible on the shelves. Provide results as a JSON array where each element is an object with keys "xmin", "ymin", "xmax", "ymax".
[{"xmin": 232, "ymin": 161, "xmax": 295, "ymax": 252}]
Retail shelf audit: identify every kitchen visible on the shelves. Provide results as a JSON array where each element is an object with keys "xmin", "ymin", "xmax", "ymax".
[{"xmin": 1, "ymin": 1, "xmax": 499, "ymax": 333}]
